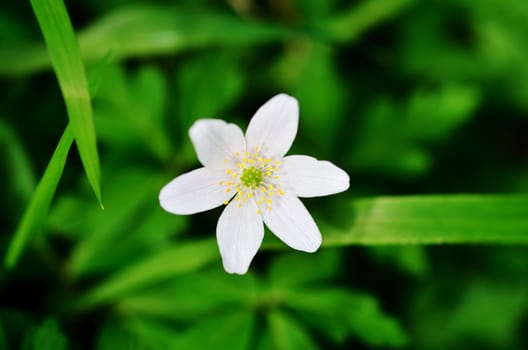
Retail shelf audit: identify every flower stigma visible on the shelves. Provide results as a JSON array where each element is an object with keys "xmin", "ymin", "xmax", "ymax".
[
  {"xmin": 220, "ymin": 147, "xmax": 285, "ymax": 213},
  {"xmin": 240, "ymin": 167, "xmax": 263, "ymax": 189}
]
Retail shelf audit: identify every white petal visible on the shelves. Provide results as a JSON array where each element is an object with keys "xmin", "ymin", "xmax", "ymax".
[
  {"xmin": 159, "ymin": 167, "xmax": 231, "ymax": 215},
  {"xmin": 283, "ymin": 155, "xmax": 350, "ymax": 198},
  {"xmin": 217, "ymin": 199, "xmax": 264, "ymax": 274},
  {"xmin": 263, "ymin": 193, "xmax": 321, "ymax": 252},
  {"xmin": 245, "ymin": 94, "xmax": 299, "ymax": 158},
  {"xmin": 189, "ymin": 119, "xmax": 246, "ymax": 168}
]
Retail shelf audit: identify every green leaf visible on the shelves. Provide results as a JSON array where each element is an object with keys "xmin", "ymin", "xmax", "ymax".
[
  {"xmin": 71, "ymin": 239, "xmax": 219, "ymax": 311},
  {"xmin": 22, "ymin": 318, "xmax": 67, "ymax": 350},
  {"xmin": 93, "ymin": 64, "xmax": 172, "ymax": 161},
  {"xmin": 0, "ymin": 5, "xmax": 292, "ymax": 77},
  {"xmin": 275, "ymin": 43, "xmax": 346, "ymax": 152},
  {"xmin": 176, "ymin": 52, "xmax": 245, "ymax": 130},
  {"xmin": 134, "ymin": 311, "xmax": 254, "ymax": 350},
  {"xmin": 412, "ymin": 281, "xmax": 528, "ymax": 349},
  {"xmin": 321, "ymin": 194, "xmax": 528, "ymax": 246},
  {"xmin": 96, "ymin": 320, "xmax": 141, "ymax": 350},
  {"xmin": 99, "ymin": 311, "xmax": 254, "ymax": 350},
  {"xmin": 318, "ymin": 0, "xmax": 417, "ymax": 42},
  {"xmin": 174, "ymin": 311, "xmax": 254, "ymax": 350},
  {"xmin": 114, "ymin": 319, "xmax": 181, "ymax": 349},
  {"xmin": 63, "ymin": 169, "xmax": 170, "ymax": 277},
  {"xmin": 269, "ymin": 250, "xmax": 341, "ymax": 288},
  {"xmin": 349, "ymin": 98, "xmax": 432, "ymax": 177},
  {"xmin": 397, "ymin": 7, "xmax": 476, "ymax": 80},
  {"xmin": 30, "ymin": 0, "xmax": 102, "ymax": 205},
  {"xmin": 118, "ymin": 269, "xmax": 258, "ymax": 321},
  {"xmin": 349, "ymin": 84, "xmax": 479, "ymax": 177},
  {"xmin": 283, "ymin": 289, "xmax": 408, "ymax": 346},
  {"xmin": 346, "ymin": 294, "xmax": 409, "ymax": 347},
  {"xmin": 404, "ymin": 84, "xmax": 481, "ymax": 143},
  {"xmin": 4, "ymin": 124, "xmax": 74, "ymax": 269},
  {"xmin": 448, "ymin": 282, "xmax": 527, "ymax": 345},
  {"xmin": 267, "ymin": 311, "xmax": 318, "ymax": 350}
]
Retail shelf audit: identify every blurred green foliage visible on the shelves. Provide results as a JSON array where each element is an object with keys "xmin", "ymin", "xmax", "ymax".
[{"xmin": 1, "ymin": 0, "xmax": 528, "ymax": 349}]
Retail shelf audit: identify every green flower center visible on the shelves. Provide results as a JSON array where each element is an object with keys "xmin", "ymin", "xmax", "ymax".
[{"xmin": 240, "ymin": 167, "xmax": 263, "ymax": 189}]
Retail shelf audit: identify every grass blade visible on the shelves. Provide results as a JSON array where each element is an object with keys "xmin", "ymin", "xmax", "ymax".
[
  {"xmin": 30, "ymin": 0, "xmax": 102, "ymax": 205},
  {"xmin": 4, "ymin": 124, "xmax": 74, "ymax": 269},
  {"xmin": 321, "ymin": 194, "xmax": 528, "ymax": 245}
]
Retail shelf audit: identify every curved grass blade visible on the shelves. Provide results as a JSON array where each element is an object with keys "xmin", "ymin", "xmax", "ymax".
[
  {"xmin": 30, "ymin": 0, "xmax": 102, "ymax": 205},
  {"xmin": 4, "ymin": 124, "xmax": 74, "ymax": 269}
]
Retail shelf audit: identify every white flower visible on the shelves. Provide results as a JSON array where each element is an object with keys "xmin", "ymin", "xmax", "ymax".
[{"xmin": 159, "ymin": 94, "xmax": 349, "ymax": 274}]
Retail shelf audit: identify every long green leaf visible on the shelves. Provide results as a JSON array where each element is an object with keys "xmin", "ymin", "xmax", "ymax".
[
  {"xmin": 30, "ymin": 0, "xmax": 102, "ymax": 205},
  {"xmin": 321, "ymin": 194, "xmax": 528, "ymax": 245},
  {"xmin": 70, "ymin": 239, "xmax": 218, "ymax": 311},
  {"xmin": 4, "ymin": 124, "xmax": 74, "ymax": 269}
]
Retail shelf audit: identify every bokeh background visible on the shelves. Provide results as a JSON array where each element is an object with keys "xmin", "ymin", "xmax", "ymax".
[{"xmin": 1, "ymin": 0, "xmax": 528, "ymax": 349}]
